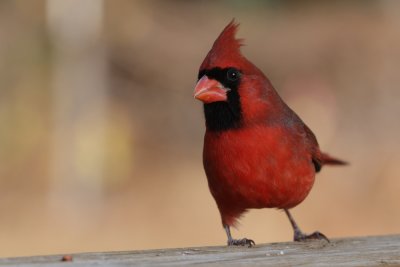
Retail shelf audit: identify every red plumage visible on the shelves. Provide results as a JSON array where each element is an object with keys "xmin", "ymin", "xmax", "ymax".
[{"xmin": 194, "ymin": 21, "xmax": 346, "ymax": 246}]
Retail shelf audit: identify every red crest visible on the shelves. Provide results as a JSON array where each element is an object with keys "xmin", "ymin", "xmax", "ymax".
[{"xmin": 200, "ymin": 20, "xmax": 245, "ymax": 71}]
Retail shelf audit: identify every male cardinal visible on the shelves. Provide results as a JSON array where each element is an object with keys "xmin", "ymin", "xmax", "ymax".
[{"xmin": 194, "ymin": 21, "xmax": 346, "ymax": 247}]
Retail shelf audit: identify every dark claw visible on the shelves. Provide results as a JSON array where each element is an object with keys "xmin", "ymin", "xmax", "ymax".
[
  {"xmin": 228, "ymin": 238, "xmax": 255, "ymax": 247},
  {"xmin": 294, "ymin": 231, "xmax": 330, "ymax": 243}
]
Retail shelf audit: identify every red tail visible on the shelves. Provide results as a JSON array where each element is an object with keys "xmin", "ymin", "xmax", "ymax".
[{"xmin": 321, "ymin": 153, "xmax": 348, "ymax": 166}]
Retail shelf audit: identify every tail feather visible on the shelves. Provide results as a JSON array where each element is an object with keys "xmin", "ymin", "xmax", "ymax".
[{"xmin": 321, "ymin": 153, "xmax": 348, "ymax": 166}]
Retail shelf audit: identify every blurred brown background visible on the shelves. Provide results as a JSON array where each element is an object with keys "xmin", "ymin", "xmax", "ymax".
[{"xmin": 0, "ymin": 0, "xmax": 399, "ymax": 257}]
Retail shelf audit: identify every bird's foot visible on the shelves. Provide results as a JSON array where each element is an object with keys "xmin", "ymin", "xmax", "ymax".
[
  {"xmin": 294, "ymin": 230, "xmax": 330, "ymax": 242},
  {"xmin": 227, "ymin": 238, "xmax": 255, "ymax": 247}
]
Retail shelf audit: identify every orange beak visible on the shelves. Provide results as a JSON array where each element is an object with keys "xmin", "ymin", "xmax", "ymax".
[{"xmin": 194, "ymin": 76, "xmax": 228, "ymax": 103}]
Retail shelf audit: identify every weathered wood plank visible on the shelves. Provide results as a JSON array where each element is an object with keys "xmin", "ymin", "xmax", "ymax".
[{"xmin": 1, "ymin": 235, "xmax": 399, "ymax": 266}]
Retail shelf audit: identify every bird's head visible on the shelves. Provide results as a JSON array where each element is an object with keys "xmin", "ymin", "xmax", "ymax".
[{"xmin": 194, "ymin": 20, "xmax": 275, "ymax": 131}]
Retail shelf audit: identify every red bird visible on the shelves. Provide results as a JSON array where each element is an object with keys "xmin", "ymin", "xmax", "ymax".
[{"xmin": 194, "ymin": 21, "xmax": 346, "ymax": 247}]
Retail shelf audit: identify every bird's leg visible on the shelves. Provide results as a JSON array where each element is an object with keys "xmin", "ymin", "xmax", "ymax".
[
  {"xmin": 224, "ymin": 225, "xmax": 255, "ymax": 247},
  {"xmin": 284, "ymin": 209, "xmax": 329, "ymax": 242}
]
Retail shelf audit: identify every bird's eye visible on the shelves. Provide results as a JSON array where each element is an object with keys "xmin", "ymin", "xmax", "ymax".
[{"xmin": 227, "ymin": 68, "xmax": 240, "ymax": 82}]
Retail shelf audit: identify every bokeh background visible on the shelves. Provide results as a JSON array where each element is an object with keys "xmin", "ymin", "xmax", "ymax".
[{"xmin": 0, "ymin": 0, "xmax": 399, "ymax": 257}]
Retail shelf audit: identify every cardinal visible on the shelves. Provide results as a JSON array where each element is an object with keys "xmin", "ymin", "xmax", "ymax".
[{"xmin": 194, "ymin": 21, "xmax": 346, "ymax": 247}]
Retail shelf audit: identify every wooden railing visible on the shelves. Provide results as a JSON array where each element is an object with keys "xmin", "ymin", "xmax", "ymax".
[{"xmin": 1, "ymin": 235, "xmax": 399, "ymax": 266}]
